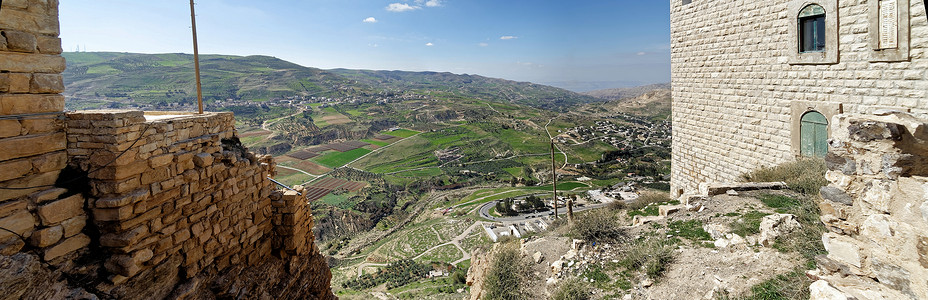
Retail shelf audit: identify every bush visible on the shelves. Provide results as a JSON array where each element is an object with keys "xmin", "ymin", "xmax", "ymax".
[
  {"xmin": 570, "ymin": 209, "xmax": 625, "ymax": 242},
  {"xmin": 741, "ymin": 157, "xmax": 827, "ymax": 195},
  {"xmin": 483, "ymin": 242, "xmax": 533, "ymax": 300},
  {"xmin": 628, "ymin": 191, "xmax": 671, "ymax": 210},
  {"xmin": 617, "ymin": 238, "xmax": 675, "ymax": 279},
  {"xmin": 551, "ymin": 277, "xmax": 592, "ymax": 300}
]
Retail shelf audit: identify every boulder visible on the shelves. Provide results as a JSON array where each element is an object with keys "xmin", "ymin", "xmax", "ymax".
[{"xmin": 533, "ymin": 251, "xmax": 544, "ymax": 264}]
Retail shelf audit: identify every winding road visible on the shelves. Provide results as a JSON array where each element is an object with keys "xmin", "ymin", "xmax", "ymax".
[{"xmin": 357, "ymin": 221, "xmax": 485, "ymax": 277}]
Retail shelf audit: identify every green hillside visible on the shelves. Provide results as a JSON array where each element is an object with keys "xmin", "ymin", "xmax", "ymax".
[{"xmin": 62, "ymin": 52, "xmax": 598, "ymax": 110}]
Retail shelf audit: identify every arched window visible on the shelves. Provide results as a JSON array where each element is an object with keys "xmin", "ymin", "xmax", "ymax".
[
  {"xmin": 800, "ymin": 111, "xmax": 828, "ymax": 157},
  {"xmin": 799, "ymin": 4, "xmax": 826, "ymax": 52}
]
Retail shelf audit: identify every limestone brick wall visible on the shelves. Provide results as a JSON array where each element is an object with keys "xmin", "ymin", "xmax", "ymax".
[
  {"xmin": 810, "ymin": 111, "xmax": 928, "ymax": 299},
  {"xmin": 65, "ymin": 110, "xmax": 286, "ymax": 282},
  {"xmin": 0, "ymin": 0, "xmax": 87, "ymax": 262},
  {"xmin": 669, "ymin": 0, "xmax": 928, "ymax": 196}
]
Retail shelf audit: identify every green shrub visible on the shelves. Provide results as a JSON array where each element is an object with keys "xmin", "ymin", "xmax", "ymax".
[
  {"xmin": 570, "ymin": 209, "xmax": 625, "ymax": 242},
  {"xmin": 551, "ymin": 277, "xmax": 592, "ymax": 300},
  {"xmin": 741, "ymin": 157, "xmax": 827, "ymax": 195}
]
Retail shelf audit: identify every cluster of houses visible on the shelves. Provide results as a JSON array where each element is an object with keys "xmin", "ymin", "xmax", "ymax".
[{"xmin": 482, "ymin": 219, "xmax": 551, "ymax": 242}]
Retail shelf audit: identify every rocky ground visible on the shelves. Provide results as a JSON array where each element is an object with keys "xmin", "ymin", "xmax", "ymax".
[{"xmin": 467, "ymin": 188, "xmax": 810, "ymax": 299}]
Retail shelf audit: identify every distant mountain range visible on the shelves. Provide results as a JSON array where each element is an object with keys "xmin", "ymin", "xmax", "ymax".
[
  {"xmin": 62, "ymin": 52, "xmax": 600, "ymax": 110},
  {"xmin": 581, "ymin": 83, "xmax": 671, "ymax": 101}
]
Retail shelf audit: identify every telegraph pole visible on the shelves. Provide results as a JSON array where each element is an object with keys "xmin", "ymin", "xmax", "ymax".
[
  {"xmin": 551, "ymin": 139, "xmax": 557, "ymax": 219},
  {"xmin": 190, "ymin": 0, "xmax": 204, "ymax": 114}
]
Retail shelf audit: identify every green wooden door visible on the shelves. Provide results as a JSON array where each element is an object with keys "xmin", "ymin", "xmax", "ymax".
[{"xmin": 800, "ymin": 111, "xmax": 828, "ymax": 157}]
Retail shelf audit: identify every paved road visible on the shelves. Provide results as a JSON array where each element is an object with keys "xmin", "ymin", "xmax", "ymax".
[{"xmin": 477, "ymin": 199, "xmax": 609, "ymax": 223}]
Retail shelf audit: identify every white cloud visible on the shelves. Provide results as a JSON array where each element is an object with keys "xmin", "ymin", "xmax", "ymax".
[
  {"xmin": 478, "ymin": 42, "xmax": 489, "ymax": 47},
  {"xmin": 425, "ymin": 0, "xmax": 441, "ymax": 7},
  {"xmin": 386, "ymin": 3, "xmax": 420, "ymax": 12},
  {"xmin": 637, "ymin": 52, "xmax": 647, "ymax": 56},
  {"xmin": 363, "ymin": 17, "xmax": 378, "ymax": 23},
  {"xmin": 426, "ymin": 42, "xmax": 434, "ymax": 46},
  {"xmin": 500, "ymin": 36, "xmax": 517, "ymax": 40}
]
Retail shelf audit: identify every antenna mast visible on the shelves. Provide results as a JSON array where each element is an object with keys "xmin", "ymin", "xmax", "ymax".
[{"xmin": 190, "ymin": 0, "xmax": 204, "ymax": 114}]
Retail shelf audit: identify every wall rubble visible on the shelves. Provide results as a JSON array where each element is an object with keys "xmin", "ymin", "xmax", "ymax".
[{"xmin": 811, "ymin": 111, "xmax": 928, "ymax": 299}]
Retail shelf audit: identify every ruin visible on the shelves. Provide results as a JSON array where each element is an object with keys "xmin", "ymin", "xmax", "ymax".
[{"xmin": 0, "ymin": 1, "xmax": 334, "ymax": 298}]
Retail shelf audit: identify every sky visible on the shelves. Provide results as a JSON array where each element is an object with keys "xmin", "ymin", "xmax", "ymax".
[{"xmin": 59, "ymin": 1, "xmax": 671, "ymax": 91}]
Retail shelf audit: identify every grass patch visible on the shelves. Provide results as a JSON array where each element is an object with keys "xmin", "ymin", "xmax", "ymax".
[
  {"xmin": 741, "ymin": 157, "xmax": 827, "ymax": 195},
  {"xmin": 667, "ymin": 220, "xmax": 712, "ymax": 241},
  {"xmin": 361, "ymin": 139, "xmax": 391, "ymax": 147},
  {"xmin": 385, "ymin": 128, "xmax": 419, "ymax": 138},
  {"xmin": 759, "ymin": 194, "xmax": 801, "ymax": 213},
  {"xmin": 617, "ymin": 237, "xmax": 675, "ymax": 280},
  {"xmin": 314, "ymin": 148, "xmax": 372, "ymax": 168},
  {"xmin": 729, "ymin": 211, "xmax": 770, "ymax": 237},
  {"xmin": 552, "ymin": 277, "xmax": 592, "ymax": 300}
]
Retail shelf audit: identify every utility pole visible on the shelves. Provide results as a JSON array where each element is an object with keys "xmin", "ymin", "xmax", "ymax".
[
  {"xmin": 551, "ymin": 139, "xmax": 557, "ymax": 219},
  {"xmin": 190, "ymin": 0, "xmax": 204, "ymax": 114}
]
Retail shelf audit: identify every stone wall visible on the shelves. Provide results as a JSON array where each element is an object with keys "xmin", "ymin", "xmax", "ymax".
[
  {"xmin": 0, "ymin": 0, "xmax": 84, "ymax": 262},
  {"xmin": 810, "ymin": 111, "xmax": 928, "ymax": 299},
  {"xmin": 669, "ymin": 0, "xmax": 928, "ymax": 197}
]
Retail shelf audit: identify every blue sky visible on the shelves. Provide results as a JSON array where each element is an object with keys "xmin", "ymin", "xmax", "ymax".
[{"xmin": 59, "ymin": 1, "xmax": 670, "ymax": 90}]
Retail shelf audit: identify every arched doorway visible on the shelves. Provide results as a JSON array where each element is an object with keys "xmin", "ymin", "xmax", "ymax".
[{"xmin": 800, "ymin": 111, "xmax": 828, "ymax": 157}]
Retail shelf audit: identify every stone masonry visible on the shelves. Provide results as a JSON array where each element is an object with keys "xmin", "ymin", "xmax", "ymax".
[
  {"xmin": 0, "ymin": 0, "xmax": 335, "ymax": 298},
  {"xmin": 810, "ymin": 111, "xmax": 928, "ymax": 299},
  {"xmin": 0, "ymin": 0, "xmax": 81, "ymax": 262},
  {"xmin": 669, "ymin": 0, "xmax": 928, "ymax": 197}
]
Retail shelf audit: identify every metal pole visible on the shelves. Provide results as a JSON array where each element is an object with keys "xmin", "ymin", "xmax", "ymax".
[
  {"xmin": 190, "ymin": 0, "xmax": 204, "ymax": 114},
  {"xmin": 551, "ymin": 139, "xmax": 557, "ymax": 218}
]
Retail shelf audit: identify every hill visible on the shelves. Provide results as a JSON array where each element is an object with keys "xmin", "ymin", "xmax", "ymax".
[
  {"xmin": 573, "ymin": 87, "xmax": 671, "ymax": 121},
  {"xmin": 62, "ymin": 52, "xmax": 598, "ymax": 110},
  {"xmin": 581, "ymin": 82, "xmax": 671, "ymax": 101}
]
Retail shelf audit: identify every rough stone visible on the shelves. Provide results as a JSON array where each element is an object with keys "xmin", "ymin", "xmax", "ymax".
[
  {"xmin": 0, "ymin": 210, "xmax": 34, "ymax": 241},
  {"xmin": 29, "ymin": 73, "xmax": 63, "ymax": 93},
  {"xmin": 3, "ymin": 30, "xmax": 37, "ymax": 52},
  {"xmin": 0, "ymin": 158, "xmax": 32, "ymax": 182},
  {"xmin": 820, "ymin": 186, "xmax": 854, "ymax": 206},
  {"xmin": 37, "ymin": 194, "xmax": 83, "ymax": 225},
  {"xmin": 823, "ymin": 234, "xmax": 862, "ymax": 269},
  {"xmin": 60, "ymin": 215, "xmax": 86, "ymax": 238},
  {"xmin": 809, "ymin": 280, "xmax": 849, "ymax": 300},
  {"xmin": 193, "ymin": 153, "xmax": 214, "ymax": 167},
  {"xmin": 28, "ymin": 225, "xmax": 62, "ymax": 247},
  {"xmin": 43, "ymin": 234, "xmax": 90, "ymax": 261},
  {"xmin": 0, "ymin": 132, "xmax": 65, "ymax": 161},
  {"xmin": 758, "ymin": 214, "xmax": 801, "ymax": 247}
]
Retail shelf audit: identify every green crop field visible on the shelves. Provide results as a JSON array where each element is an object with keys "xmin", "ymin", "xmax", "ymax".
[
  {"xmin": 314, "ymin": 148, "xmax": 372, "ymax": 168},
  {"xmin": 361, "ymin": 139, "xmax": 391, "ymax": 147},
  {"xmin": 384, "ymin": 129, "xmax": 420, "ymax": 138}
]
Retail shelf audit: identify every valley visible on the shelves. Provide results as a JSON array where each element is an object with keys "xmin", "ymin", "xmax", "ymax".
[{"xmin": 61, "ymin": 52, "xmax": 672, "ymax": 299}]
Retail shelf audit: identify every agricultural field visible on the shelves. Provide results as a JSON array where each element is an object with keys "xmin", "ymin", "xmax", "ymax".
[{"xmin": 314, "ymin": 148, "xmax": 372, "ymax": 168}]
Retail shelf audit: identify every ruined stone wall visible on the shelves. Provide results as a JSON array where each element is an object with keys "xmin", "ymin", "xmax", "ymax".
[
  {"xmin": 811, "ymin": 111, "xmax": 928, "ymax": 299},
  {"xmin": 0, "ymin": 0, "xmax": 87, "ymax": 262},
  {"xmin": 669, "ymin": 0, "xmax": 928, "ymax": 197}
]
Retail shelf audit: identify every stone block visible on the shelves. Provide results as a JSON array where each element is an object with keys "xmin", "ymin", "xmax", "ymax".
[
  {"xmin": 149, "ymin": 154, "xmax": 174, "ymax": 168},
  {"xmin": 3, "ymin": 30, "xmax": 37, "ymax": 53},
  {"xmin": 0, "ymin": 53, "xmax": 65, "ymax": 73},
  {"xmin": 30, "ymin": 151, "xmax": 66, "ymax": 173},
  {"xmin": 29, "ymin": 73, "xmax": 63, "ymax": 93},
  {"xmin": 28, "ymin": 225, "xmax": 62, "ymax": 247},
  {"xmin": 193, "ymin": 153, "xmax": 213, "ymax": 167},
  {"xmin": 95, "ymin": 189, "xmax": 148, "ymax": 208},
  {"xmin": 809, "ymin": 280, "xmax": 849, "ymax": 300},
  {"xmin": 822, "ymin": 233, "xmax": 862, "ymax": 268},
  {"xmin": 42, "ymin": 234, "xmax": 90, "ymax": 261},
  {"xmin": 104, "ymin": 254, "xmax": 141, "ymax": 277},
  {"xmin": 0, "ymin": 132, "xmax": 65, "ymax": 161},
  {"xmin": 29, "ymin": 187, "xmax": 65, "ymax": 203},
  {"xmin": 0, "ymin": 158, "xmax": 32, "ymax": 182},
  {"xmin": 0, "ymin": 210, "xmax": 34, "ymax": 240},
  {"xmin": 0, "ymin": 74, "xmax": 9, "ymax": 93},
  {"xmin": 0, "ymin": 200, "xmax": 27, "ymax": 219},
  {"xmin": 8, "ymin": 73, "xmax": 30, "ymax": 93},
  {"xmin": 60, "ymin": 215, "xmax": 86, "ymax": 238},
  {"xmin": 659, "ymin": 204, "xmax": 684, "ymax": 217},
  {"xmin": 92, "ymin": 159, "xmax": 149, "ymax": 181},
  {"xmin": 37, "ymin": 194, "xmax": 83, "ymax": 225},
  {"xmin": 35, "ymin": 36, "xmax": 62, "ymax": 54},
  {"xmin": 93, "ymin": 205, "xmax": 135, "ymax": 222},
  {"xmin": 0, "ymin": 171, "xmax": 59, "ymax": 201},
  {"xmin": 100, "ymin": 225, "xmax": 148, "ymax": 248}
]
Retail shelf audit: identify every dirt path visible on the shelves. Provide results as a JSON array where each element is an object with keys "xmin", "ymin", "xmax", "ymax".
[{"xmin": 356, "ymin": 221, "xmax": 485, "ymax": 277}]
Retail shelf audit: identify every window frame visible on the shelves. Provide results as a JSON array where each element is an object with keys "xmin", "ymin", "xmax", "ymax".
[{"xmin": 787, "ymin": 0, "xmax": 838, "ymax": 65}]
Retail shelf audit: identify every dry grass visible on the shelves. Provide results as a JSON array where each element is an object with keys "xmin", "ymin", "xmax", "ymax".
[{"xmin": 740, "ymin": 157, "xmax": 827, "ymax": 195}]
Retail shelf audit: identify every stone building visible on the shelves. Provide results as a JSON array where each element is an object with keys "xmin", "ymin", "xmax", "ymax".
[
  {"xmin": 0, "ymin": 1, "xmax": 334, "ymax": 298},
  {"xmin": 669, "ymin": 0, "xmax": 928, "ymax": 197}
]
